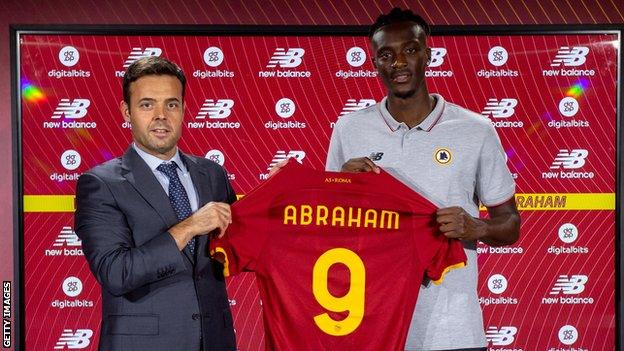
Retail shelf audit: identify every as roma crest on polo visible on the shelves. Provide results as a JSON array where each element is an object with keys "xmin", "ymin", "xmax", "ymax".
[{"xmin": 434, "ymin": 148, "xmax": 452, "ymax": 165}]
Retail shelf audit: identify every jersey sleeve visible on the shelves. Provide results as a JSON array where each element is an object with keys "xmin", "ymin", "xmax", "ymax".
[
  {"xmin": 426, "ymin": 238, "xmax": 467, "ymax": 285},
  {"xmin": 476, "ymin": 123, "xmax": 516, "ymax": 206}
]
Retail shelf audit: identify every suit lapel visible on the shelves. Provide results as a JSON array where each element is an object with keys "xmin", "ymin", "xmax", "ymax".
[
  {"xmin": 181, "ymin": 153, "xmax": 215, "ymax": 266},
  {"xmin": 121, "ymin": 146, "xmax": 179, "ymax": 228}
]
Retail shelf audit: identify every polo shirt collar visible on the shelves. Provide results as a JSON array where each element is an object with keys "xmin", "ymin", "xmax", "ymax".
[{"xmin": 379, "ymin": 93, "xmax": 446, "ymax": 132}]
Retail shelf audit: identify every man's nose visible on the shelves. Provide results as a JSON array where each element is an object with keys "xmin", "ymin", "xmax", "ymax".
[
  {"xmin": 392, "ymin": 53, "xmax": 407, "ymax": 69},
  {"xmin": 153, "ymin": 103, "xmax": 166, "ymax": 119}
]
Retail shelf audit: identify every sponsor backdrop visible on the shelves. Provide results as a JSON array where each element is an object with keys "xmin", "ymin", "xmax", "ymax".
[{"xmin": 17, "ymin": 31, "xmax": 617, "ymax": 350}]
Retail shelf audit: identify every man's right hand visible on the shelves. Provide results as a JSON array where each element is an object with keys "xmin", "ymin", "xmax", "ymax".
[
  {"xmin": 341, "ymin": 157, "xmax": 380, "ymax": 173},
  {"xmin": 169, "ymin": 202, "xmax": 232, "ymax": 250}
]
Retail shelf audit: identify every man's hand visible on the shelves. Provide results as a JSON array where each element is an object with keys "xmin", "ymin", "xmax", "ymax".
[
  {"xmin": 436, "ymin": 206, "xmax": 486, "ymax": 242},
  {"xmin": 169, "ymin": 202, "xmax": 232, "ymax": 250},
  {"xmin": 341, "ymin": 157, "xmax": 380, "ymax": 173}
]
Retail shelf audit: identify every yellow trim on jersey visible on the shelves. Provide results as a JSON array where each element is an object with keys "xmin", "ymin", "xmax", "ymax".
[
  {"xmin": 210, "ymin": 247, "xmax": 230, "ymax": 277},
  {"xmin": 23, "ymin": 195, "xmax": 75, "ymax": 212},
  {"xmin": 432, "ymin": 262, "xmax": 466, "ymax": 285}
]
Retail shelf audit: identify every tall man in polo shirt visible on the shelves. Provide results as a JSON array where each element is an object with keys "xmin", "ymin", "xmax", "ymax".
[{"xmin": 326, "ymin": 8, "xmax": 521, "ymax": 351}]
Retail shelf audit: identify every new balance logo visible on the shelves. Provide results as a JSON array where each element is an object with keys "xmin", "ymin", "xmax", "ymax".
[
  {"xmin": 51, "ymin": 99, "xmax": 90, "ymax": 119},
  {"xmin": 481, "ymin": 98, "xmax": 518, "ymax": 118},
  {"xmin": 428, "ymin": 48, "xmax": 447, "ymax": 68},
  {"xmin": 123, "ymin": 47, "xmax": 162, "ymax": 68},
  {"xmin": 369, "ymin": 152, "xmax": 384, "ymax": 161},
  {"xmin": 486, "ymin": 326, "xmax": 517, "ymax": 346},
  {"xmin": 53, "ymin": 227, "xmax": 82, "ymax": 247},
  {"xmin": 267, "ymin": 48, "xmax": 305, "ymax": 68},
  {"xmin": 54, "ymin": 329, "xmax": 93, "ymax": 349},
  {"xmin": 195, "ymin": 99, "xmax": 234, "ymax": 119},
  {"xmin": 551, "ymin": 46, "xmax": 590, "ymax": 67},
  {"xmin": 550, "ymin": 275, "xmax": 588, "ymax": 295},
  {"xmin": 267, "ymin": 151, "xmax": 305, "ymax": 170},
  {"xmin": 340, "ymin": 99, "xmax": 376, "ymax": 116},
  {"xmin": 550, "ymin": 149, "xmax": 588, "ymax": 169}
]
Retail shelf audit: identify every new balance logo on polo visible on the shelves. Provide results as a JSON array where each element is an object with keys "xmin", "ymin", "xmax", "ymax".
[
  {"xmin": 550, "ymin": 275, "xmax": 588, "ymax": 295},
  {"xmin": 481, "ymin": 98, "xmax": 517, "ymax": 118},
  {"xmin": 486, "ymin": 326, "xmax": 517, "ymax": 346},
  {"xmin": 123, "ymin": 47, "xmax": 162, "ymax": 68},
  {"xmin": 51, "ymin": 99, "xmax": 90, "ymax": 119},
  {"xmin": 340, "ymin": 99, "xmax": 376, "ymax": 116},
  {"xmin": 53, "ymin": 227, "xmax": 82, "ymax": 247},
  {"xmin": 550, "ymin": 149, "xmax": 588, "ymax": 169},
  {"xmin": 267, "ymin": 151, "xmax": 305, "ymax": 170},
  {"xmin": 267, "ymin": 48, "xmax": 305, "ymax": 68},
  {"xmin": 195, "ymin": 99, "xmax": 234, "ymax": 119},
  {"xmin": 551, "ymin": 47, "xmax": 590, "ymax": 67},
  {"xmin": 54, "ymin": 329, "xmax": 93, "ymax": 349}
]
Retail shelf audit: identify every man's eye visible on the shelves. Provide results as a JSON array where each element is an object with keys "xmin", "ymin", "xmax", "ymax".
[
  {"xmin": 140, "ymin": 102, "xmax": 152, "ymax": 108},
  {"xmin": 406, "ymin": 48, "xmax": 416, "ymax": 54},
  {"xmin": 168, "ymin": 102, "xmax": 180, "ymax": 109}
]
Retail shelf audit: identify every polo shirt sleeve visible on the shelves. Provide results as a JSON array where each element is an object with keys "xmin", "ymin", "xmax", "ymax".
[
  {"xmin": 476, "ymin": 124, "xmax": 516, "ymax": 207},
  {"xmin": 325, "ymin": 117, "xmax": 345, "ymax": 172}
]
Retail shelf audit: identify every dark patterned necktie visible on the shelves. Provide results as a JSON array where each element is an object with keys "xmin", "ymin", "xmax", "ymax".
[{"xmin": 157, "ymin": 161, "xmax": 196, "ymax": 254}]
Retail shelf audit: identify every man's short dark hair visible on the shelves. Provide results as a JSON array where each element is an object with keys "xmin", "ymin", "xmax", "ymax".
[
  {"xmin": 369, "ymin": 7, "xmax": 431, "ymax": 39},
  {"xmin": 122, "ymin": 56, "xmax": 186, "ymax": 104}
]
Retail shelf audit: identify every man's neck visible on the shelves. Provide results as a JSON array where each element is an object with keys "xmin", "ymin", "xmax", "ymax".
[{"xmin": 387, "ymin": 90, "xmax": 434, "ymax": 129}]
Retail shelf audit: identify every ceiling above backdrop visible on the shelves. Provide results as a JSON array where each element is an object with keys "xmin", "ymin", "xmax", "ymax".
[{"xmin": 1, "ymin": 0, "xmax": 623, "ymax": 25}]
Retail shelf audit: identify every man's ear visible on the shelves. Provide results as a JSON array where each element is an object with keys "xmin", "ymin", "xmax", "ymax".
[
  {"xmin": 426, "ymin": 47, "xmax": 432, "ymax": 66},
  {"xmin": 371, "ymin": 56, "xmax": 378, "ymax": 69},
  {"xmin": 120, "ymin": 101, "xmax": 131, "ymax": 123}
]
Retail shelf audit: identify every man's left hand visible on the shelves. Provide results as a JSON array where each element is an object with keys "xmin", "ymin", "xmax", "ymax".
[{"xmin": 436, "ymin": 206, "xmax": 486, "ymax": 242}]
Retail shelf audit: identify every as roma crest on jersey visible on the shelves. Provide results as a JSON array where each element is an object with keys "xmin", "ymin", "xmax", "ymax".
[{"xmin": 434, "ymin": 148, "xmax": 452, "ymax": 165}]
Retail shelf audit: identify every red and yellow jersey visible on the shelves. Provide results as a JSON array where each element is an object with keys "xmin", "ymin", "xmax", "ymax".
[{"xmin": 211, "ymin": 160, "xmax": 466, "ymax": 351}]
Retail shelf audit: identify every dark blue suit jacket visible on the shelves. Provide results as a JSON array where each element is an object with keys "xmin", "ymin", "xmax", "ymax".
[{"xmin": 75, "ymin": 146, "xmax": 236, "ymax": 351}]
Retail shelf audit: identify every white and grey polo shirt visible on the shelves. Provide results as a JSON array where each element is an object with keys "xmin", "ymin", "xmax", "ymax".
[{"xmin": 326, "ymin": 93, "xmax": 516, "ymax": 350}]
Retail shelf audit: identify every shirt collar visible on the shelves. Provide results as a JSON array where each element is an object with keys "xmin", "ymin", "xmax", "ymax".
[
  {"xmin": 378, "ymin": 93, "xmax": 446, "ymax": 132},
  {"xmin": 132, "ymin": 143, "xmax": 186, "ymax": 173}
]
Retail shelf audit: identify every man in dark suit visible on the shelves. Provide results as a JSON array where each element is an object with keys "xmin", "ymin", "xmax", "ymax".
[{"xmin": 75, "ymin": 56, "xmax": 236, "ymax": 351}]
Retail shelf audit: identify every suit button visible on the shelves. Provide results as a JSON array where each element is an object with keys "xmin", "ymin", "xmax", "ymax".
[
  {"xmin": 195, "ymin": 274, "xmax": 203, "ymax": 281},
  {"xmin": 192, "ymin": 313, "xmax": 200, "ymax": 320}
]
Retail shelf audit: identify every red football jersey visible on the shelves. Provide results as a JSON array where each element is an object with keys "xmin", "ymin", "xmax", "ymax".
[{"xmin": 211, "ymin": 160, "xmax": 466, "ymax": 351}]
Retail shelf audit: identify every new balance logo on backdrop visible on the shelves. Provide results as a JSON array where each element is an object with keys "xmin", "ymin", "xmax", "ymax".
[
  {"xmin": 482, "ymin": 98, "xmax": 523, "ymax": 128},
  {"xmin": 53, "ymin": 227, "xmax": 82, "ymax": 247},
  {"xmin": 542, "ymin": 149, "xmax": 593, "ymax": 179},
  {"xmin": 340, "ymin": 99, "xmax": 376, "ymax": 116},
  {"xmin": 426, "ymin": 48, "xmax": 453, "ymax": 78},
  {"xmin": 481, "ymin": 98, "xmax": 517, "ymax": 118},
  {"xmin": 486, "ymin": 326, "xmax": 517, "ymax": 346},
  {"xmin": 267, "ymin": 151, "xmax": 306, "ymax": 170},
  {"xmin": 550, "ymin": 275, "xmax": 588, "ymax": 295},
  {"xmin": 428, "ymin": 48, "xmax": 447, "ymax": 67},
  {"xmin": 123, "ymin": 47, "xmax": 162, "ymax": 68},
  {"xmin": 51, "ymin": 99, "xmax": 91, "ymax": 119},
  {"xmin": 551, "ymin": 46, "xmax": 590, "ymax": 67},
  {"xmin": 54, "ymin": 329, "xmax": 93, "ymax": 349},
  {"xmin": 550, "ymin": 149, "xmax": 588, "ymax": 169},
  {"xmin": 267, "ymin": 48, "xmax": 305, "ymax": 68},
  {"xmin": 195, "ymin": 99, "xmax": 234, "ymax": 119},
  {"xmin": 45, "ymin": 226, "xmax": 83, "ymax": 256}
]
